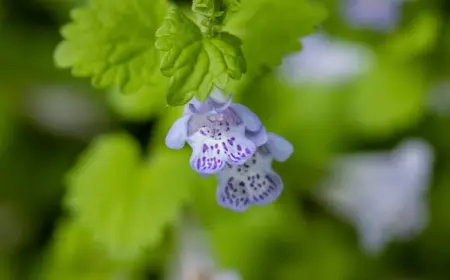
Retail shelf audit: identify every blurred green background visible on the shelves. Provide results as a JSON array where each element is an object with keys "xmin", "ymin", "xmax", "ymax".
[{"xmin": 2, "ymin": 0, "xmax": 450, "ymax": 279}]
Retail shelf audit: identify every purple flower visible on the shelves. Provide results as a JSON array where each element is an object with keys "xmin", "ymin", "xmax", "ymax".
[
  {"xmin": 165, "ymin": 90, "xmax": 267, "ymax": 174},
  {"xmin": 342, "ymin": 0, "xmax": 403, "ymax": 32},
  {"xmin": 215, "ymin": 133, "xmax": 293, "ymax": 212},
  {"xmin": 278, "ymin": 34, "xmax": 374, "ymax": 86},
  {"xmin": 317, "ymin": 138, "xmax": 433, "ymax": 254}
]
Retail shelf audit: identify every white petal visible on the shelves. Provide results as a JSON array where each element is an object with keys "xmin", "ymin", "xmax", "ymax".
[{"xmin": 165, "ymin": 114, "xmax": 191, "ymax": 149}]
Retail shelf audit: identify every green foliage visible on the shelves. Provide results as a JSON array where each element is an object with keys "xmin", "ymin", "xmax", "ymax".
[
  {"xmin": 274, "ymin": 220, "xmax": 365, "ymax": 280},
  {"xmin": 385, "ymin": 11, "xmax": 440, "ymax": 60},
  {"xmin": 54, "ymin": 0, "xmax": 167, "ymax": 94},
  {"xmin": 0, "ymin": 91, "xmax": 15, "ymax": 156},
  {"xmin": 7, "ymin": 0, "xmax": 450, "ymax": 279},
  {"xmin": 225, "ymin": 0, "xmax": 327, "ymax": 74},
  {"xmin": 155, "ymin": 9, "xmax": 246, "ymax": 105},
  {"xmin": 65, "ymin": 133, "xmax": 195, "ymax": 260},
  {"xmin": 209, "ymin": 205, "xmax": 294, "ymax": 280},
  {"xmin": 346, "ymin": 60, "xmax": 426, "ymax": 137},
  {"xmin": 0, "ymin": 1, "xmax": 3, "ymax": 24},
  {"xmin": 192, "ymin": 0, "xmax": 240, "ymax": 29},
  {"xmin": 106, "ymin": 84, "xmax": 166, "ymax": 121},
  {"xmin": 37, "ymin": 220, "xmax": 137, "ymax": 280}
]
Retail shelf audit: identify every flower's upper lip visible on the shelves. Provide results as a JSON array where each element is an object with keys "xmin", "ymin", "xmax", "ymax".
[
  {"xmin": 209, "ymin": 95, "xmax": 232, "ymax": 112},
  {"xmin": 187, "ymin": 95, "xmax": 233, "ymax": 115}
]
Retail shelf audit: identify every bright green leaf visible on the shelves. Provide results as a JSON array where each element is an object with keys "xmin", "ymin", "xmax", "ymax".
[
  {"xmin": 106, "ymin": 83, "xmax": 167, "ymax": 121},
  {"xmin": 155, "ymin": 9, "xmax": 246, "ymax": 105},
  {"xmin": 36, "ymin": 220, "xmax": 137, "ymax": 280},
  {"xmin": 225, "ymin": 0, "xmax": 327, "ymax": 74},
  {"xmin": 65, "ymin": 133, "xmax": 194, "ymax": 260},
  {"xmin": 54, "ymin": 0, "xmax": 167, "ymax": 94},
  {"xmin": 224, "ymin": 0, "xmax": 241, "ymax": 14},
  {"xmin": 193, "ymin": 0, "xmax": 225, "ymax": 20}
]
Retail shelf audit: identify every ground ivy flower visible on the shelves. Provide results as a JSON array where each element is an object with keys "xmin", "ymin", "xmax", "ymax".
[
  {"xmin": 278, "ymin": 34, "xmax": 374, "ymax": 86},
  {"xmin": 341, "ymin": 0, "xmax": 404, "ymax": 32},
  {"xmin": 317, "ymin": 139, "xmax": 433, "ymax": 254},
  {"xmin": 165, "ymin": 90, "xmax": 267, "ymax": 174},
  {"xmin": 216, "ymin": 132, "xmax": 293, "ymax": 212}
]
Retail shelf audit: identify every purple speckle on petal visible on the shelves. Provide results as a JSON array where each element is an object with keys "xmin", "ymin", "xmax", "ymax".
[
  {"xmin": 245, "ymin": 148, "xmax": 251, "ymax": 154},
  {"xmin": 222, "ymin": 142, "xmax": 228, "ymax": 151},
  {"xmin": 237, "ymin": 145, "xmax": 242, "ymax": 151}
]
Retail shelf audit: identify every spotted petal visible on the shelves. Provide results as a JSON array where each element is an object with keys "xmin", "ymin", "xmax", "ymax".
[
  {"xmin": 188, "ymin": 123, "xmax": 257, "ymax": 174},
  {"xmin": 189, "ymin": 139, "xmax": 227, "ymax": 174},
  {"xmin": 221, "ymin": 127, "xmax": 257, "ymax": 165},
  {"xmin": 216, "ymin": 151, "xmax": 284, "ymax": 211}
]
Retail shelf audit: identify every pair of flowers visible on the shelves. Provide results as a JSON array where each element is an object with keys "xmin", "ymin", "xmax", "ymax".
[{"xmin": 165, "ymin": 91, "xmax": 293, "ymax": 212}]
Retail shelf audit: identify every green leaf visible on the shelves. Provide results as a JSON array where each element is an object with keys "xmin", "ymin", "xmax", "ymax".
[
  {"xmin": 106, "ymin": 83, "xmax": 167, "ymax": 121},
  {"xmin": 225, "ymin": 0, "xmax": 327, "ymax": 73},
  {"xmin": 224, "ymin": 0, "xmax": 241, "ymax": 14},
  {"xmin": 54, "ymin": 0, "xmax": 167, "ymax": 94},
  {"xmin": 65, "ymin": 133, "xmax": 194, "ymax": 260},
  {"xmin": 385, "ymin": 11, "xmax": 440, "ymax": 60},
  {"xmin": 192, "ymin": 0, "xmax": 241, "ymax": 28},
  {"xmin": 193, "ymin": 0, "xmax": 225, "ymax": 20},
  {"xmin": 155, "ymin": 9, "xmax": 246, "ymax": 105},
  {"xmin": 36, "ymin": 220, "xmax": 136, "ymax": 280}
]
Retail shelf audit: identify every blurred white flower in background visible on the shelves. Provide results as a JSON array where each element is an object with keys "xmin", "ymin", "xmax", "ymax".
[
  {"xmin": 341, "ymin": 0, "xmax": 405, "ymax": 32},
  {"xmin": 277, "ymin": 34, "xmax": 374, "ymax": 86},
  {"xmin": 317, "ymin": 139, "xmax": 433, "ymax": 254},
  {"xmin": 166, "ymin": 213, "xmax": 241, "ymax": 280},
  {"xmin": 22, "ymin": 85, "xmax": 111, "ymax": 139}
]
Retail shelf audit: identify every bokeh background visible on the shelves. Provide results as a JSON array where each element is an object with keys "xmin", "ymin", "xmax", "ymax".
[{"xmin": 1, "ymin": 0, "xmax": 450, "ymax": 279}]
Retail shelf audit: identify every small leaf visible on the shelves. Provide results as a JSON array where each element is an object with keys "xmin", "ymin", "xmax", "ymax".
[
  {"xmin": 155, "ymin": 9, "xmax": 246, "ymax": 105},
  {"xmin": 193, "ymin": 0, "xmax": 225, "ymax": 19},
  {"xmin": 65, "ymin": 133, "xmax": 194, "ymax": 260},
  {"xmin": 54, "ymin": 0, "xmax": 167, "ymax": 94}
]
